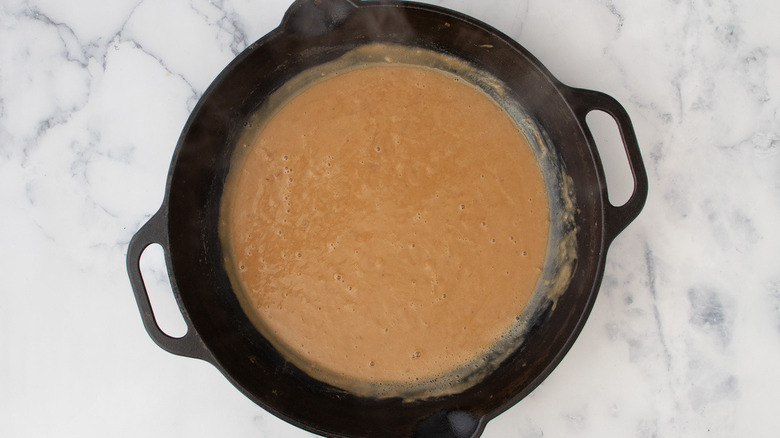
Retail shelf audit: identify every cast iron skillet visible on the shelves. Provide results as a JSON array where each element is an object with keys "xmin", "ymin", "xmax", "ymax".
[{"xmin": 127, "ymin": 0, "xmax": 648, "ymax": 436}]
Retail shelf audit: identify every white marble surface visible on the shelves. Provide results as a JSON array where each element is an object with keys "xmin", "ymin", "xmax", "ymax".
[{"xmin": 2, "ymin": 0, "xmax": 779, "ymax": 436}]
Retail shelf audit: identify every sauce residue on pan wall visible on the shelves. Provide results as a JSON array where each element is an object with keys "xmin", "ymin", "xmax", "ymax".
[{"xmin": 220, "ymin": 46, "xmax": 568, "ymax": 399}]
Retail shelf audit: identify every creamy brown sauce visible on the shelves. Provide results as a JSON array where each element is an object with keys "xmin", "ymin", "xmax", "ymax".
[{"xmin": 221, "ymin": 63, "xmax": 550, "ymax": 397}]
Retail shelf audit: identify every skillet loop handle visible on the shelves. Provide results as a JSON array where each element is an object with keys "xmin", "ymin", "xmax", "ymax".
[
  {"xmin": 568, "ymin": 87, "xmax": 649, "ymax": 242},
  {"xmin": 126, "ymin": 210, "xmax": 211, "ymax": 361}
]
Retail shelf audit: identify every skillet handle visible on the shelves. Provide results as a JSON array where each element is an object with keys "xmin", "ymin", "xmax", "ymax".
[
  {"xmin": 126, "ymin": 209, "xmax": 211, "ymax": 361},
  {"xmin": 566, "ymin": 87, "xmax": 649, "ymax": 242}
]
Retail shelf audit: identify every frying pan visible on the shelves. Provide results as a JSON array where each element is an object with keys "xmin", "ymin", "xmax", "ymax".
[{"xmin": 127, "ymin": 0, "xmax": 648, "ymax": 436}]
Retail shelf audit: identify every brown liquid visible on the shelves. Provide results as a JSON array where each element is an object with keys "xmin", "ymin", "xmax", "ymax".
[{"xmin": 221, "ymin": 64, "xmax": 549, "ymax": 395}]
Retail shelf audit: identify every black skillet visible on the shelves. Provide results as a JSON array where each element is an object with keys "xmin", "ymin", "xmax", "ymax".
[{"xmin": 127, "ymin": 0, "xmax": 648, "ymax": 436}]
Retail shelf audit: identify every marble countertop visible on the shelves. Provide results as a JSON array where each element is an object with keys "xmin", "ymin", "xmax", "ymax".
[{"xmin": 2, "ymin": 0, "xmax": 778, "ymax": 436}]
